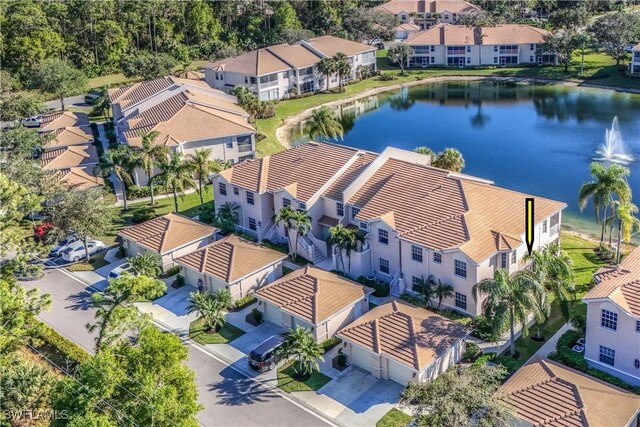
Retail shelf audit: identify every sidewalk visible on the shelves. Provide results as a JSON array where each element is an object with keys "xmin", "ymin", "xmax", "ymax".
[{"xmin": 527, "ymin": 322, "xmax": 572, "ymax": 362}]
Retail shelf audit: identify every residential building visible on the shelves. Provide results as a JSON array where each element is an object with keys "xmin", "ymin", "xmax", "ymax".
[
  {"xmin": 629, "ymin": 43, "xmax": 640, "ymax": 76},
  {"xmin": 39, "ymin": 111, "xmax": 89, "ymax": 132},
  {"xmin": 40, "ymin": 144, "xmax": 99, "ymax": 171},
  {"xmin": 395, "ymin": 22, "xmax": 421, "ymax": 41},
  {"xmin": 42, "ymin": 126, "xmax": 94, "ymax": 150},
  {"xmin": 374, "ymin": 0, "xmax": 482, "ymax": 28},
  {"xmin": 337, "ymin": 300, "xmax": 468, "ymax": 385},
  {"xmin": 108, "ymin": 76, "xmax": 256, "ymax": 184},
  {"xmin": 406, "ymin": 24, "xmax": 555, "ymax": 68},
  {"xmin": 582, "ymin": 246, "xmax": 640, "ymax": 387},
  {"xmin": 175, "ymin": 234, "xmax": 286, "ymax": 300},
  {"xmin": 502, "ymin": 358, "xmax": 640, "ymax": 426},
  {"xmin": 204, "ymin": 36, "xmax": 377, "ymax": 100},
  {"xmin": 118, "ymin": 213, "xmax": 218, "ymax": 271},
  {"xmin": 255, "ymin": 266, "xmax": 371, "ymax": 342},
  {"xmin": 211, "ymin": 142, "xmax": 565, "ymax": 317}
]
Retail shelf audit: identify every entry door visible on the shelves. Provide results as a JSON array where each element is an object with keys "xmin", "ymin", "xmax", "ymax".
[{"xmin": 500, "ymin": 57, "xmax": 506, "ymax": 66}]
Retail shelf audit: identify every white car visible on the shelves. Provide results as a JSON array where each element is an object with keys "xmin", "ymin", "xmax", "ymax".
[
  {"xmin": 108, "ymin": 262, "xmax": 132, "ymax": 279},
  {"xmin": 62, "ymin": 240, "xmax": 106, "ymax": 262},
  {"xmin": 49, "ymin": 235, "xmax": 81, "ymax": 258},
  {"xmin": 21, "ymin": 116, "xmax": 42, "ymax": 128}
]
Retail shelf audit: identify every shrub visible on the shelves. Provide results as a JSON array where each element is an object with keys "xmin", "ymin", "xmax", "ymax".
[
  {"xmin": 399, "ymin": 293, "xmax": 473, "ymax": 326},
  {"xmin": 570, "ymin": 311, "xmax": 587, "ymax": 333},
  {"xmin": 36, "ymin": 322, "xmax": 90, "ymax": 364},
  {"xmin": 377, "ymin": 72, "xmax": 397, "ymax": 81},
  {"xmin": 261, "ymin": 239, "xmax": 288, "ymax": 254},
  {"xmin": 357, "ymin": 276, "xmax": 389, "ymax": 297},
  {"xmin": 472, "ymin": 353, "xmax": 496, "ymax": 367},
  {"xmin": 116, "ymin": 245, "xmax": 127, "ymax": 259},
  {"xmin": 494, "ymin": 355, "xmax": 519, "ymax": 373},
  {"xmin": 132, "ymin": 207, "xmax": 157, "ymax": 224},
  {"xmin": 472, "ymin": 315, "xmax": 507, "ymax": 341},
  {"xmin": 462, "ymin": 342, "xmax": 482, "ymax": 362},
  {"xmin": 252, "ymin": 308, "xmax": 263, "ymax": 323},
  {"xmin": 164, "ymin": 265, "xmax": 180, "ymax": 277},
  {"xmin": 549, "ymin": 330, "xmax": 588, "ymax": 371},
  {"xmin": 337, "ymin": 350, "xmax": 347, "ymax": 367},
  {"xmin": 175, "ymin": 274, "xmax": 185, "ymax": 287},
  {"xmin": 233, "ymin": 294, "xmax": 257, "ymax": 311},
  {"xmin": 320, "ymin": 337, "xmax": 342, "ymax": 353}
]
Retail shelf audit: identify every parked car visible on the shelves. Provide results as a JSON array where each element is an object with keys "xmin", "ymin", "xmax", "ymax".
[
  {"xmin": 248, "ymin": 335, "xmax": 285, "ymax": 371},
  {"xmin": 108, "ymin": 262, "xmax": 132, "ymax": 279},
  {"xmin": 84, "ymin": 93, "xmax": 99, "ymax": 105},
  {"xmin": 21, "ymin": 116, "xmax": 42, "ymax": 128},
  {"xmin": 49, "ymin": 234, "xmax": 81, "ymax": 257},
  {"xmin": 34, "ymin": 223, "xmax": 53, "ymax": 242},
  {"xmin": 61, "ymin": 240, "xmax": 106, "ymax": 262}
]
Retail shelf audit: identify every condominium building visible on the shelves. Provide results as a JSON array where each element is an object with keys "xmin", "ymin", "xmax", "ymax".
[
  {"xmin": 629, "ymin": 43, "xmax": 640, "ymax": 76},
  {"xmin": 211, "ymin": 142, "xmax": 565, "ymax": 317},
  {"xmin": 406, "ymin": 24, "xmax": 556, "ymax": 67},
  {"xmin": 582, "ymin": 246, "xmax": 640, "ymax": 387},
  {"xmin": 374, "ymin": 0, "xmax": 482, "ymax": 28},
  {"xmin": 204, "ymin": 36, "xmax": 377, "ymax": 101}
]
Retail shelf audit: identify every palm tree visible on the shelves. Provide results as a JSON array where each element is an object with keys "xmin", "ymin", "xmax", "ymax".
[
  {"xmin": 472, "ymin": 269, "xmax": 543, "ymax": 356},
  {"xmin": 210, "ymin": 288, "xmax": 232, "ymax": 309},
  {"xmin": 431, "ymin": 278, "xmax": 455, "ymax": 309},
  {"xmin": 156, "ymin": 152, "xmax": 196, "ymax": 213},
  {"xmin": 174, "ymin": 60, "xmax": 194, "ymax": 78},
  {"xmin": 216, "ymin": 201, "xmax": 240, "ymax": 234},
  {"xmin": 317, "ymin": 57, "xmax": 336, "ymax": 91},
  {"xmin": 531, "ymin": 288, "xmax": 551, "ymax": 341},
  {"xmin": 128, "ymin": 250, "xmax": 162, "ymax": 278},
  {"xmin": 327, "ymin": 225, "xmax": 364, "ymax": 275},
  {"xmin": 275, "ymin": 326, "xmax": 324, "ymax": 378},
  {"xmin": 414, "ymin": 146, "xmax": 436, "ymax": 158},
  {"xmin": 95, "ymin": 145, "xmax": 137, "ymax": 210},
  {"xmin": 578, "ymin": 162, "xmax": 631, "ymax": 243},
  {"xmin": 332, "ymin": 52, "xmax": 351, "ymax": 92},
  {"xmin": 611, "ymin": 200, "xmax": 640, "ymax": 263},
  {"xmin": 187, "ymin": 149, "xmax": 227, "ymax": 208},
  {"xmin": 307, "ymin": 106, "xmax": 344, "ymax": 142},
  {"xmin": 186, "ymin": 292, "xmax": 226, "ymax": 333},
  {"xmin": 91, "ymin": 86, "xmax": 111, "ymax": 121},
  {"xmin": 135, "ymin": 130, "xmax": 169, "ymax": 206},
  {"xmin": 414, "ymin": 275, "xmax": 435, "ymax": 307},
  {"xmin": 273, "ymin": 206, "xmax": 311, "ymax": 259},
  {"xmin": 432, "ymin": 148, "xmax": 465, "ymax": 172},
  {"xmin": 0, "ymin": 361, "xmax": 56, "ymax": 414}
]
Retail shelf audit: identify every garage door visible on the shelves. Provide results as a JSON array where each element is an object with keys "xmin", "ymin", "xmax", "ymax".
[
  {"xmin": 263, "ymin": 302, "xmax": 280, "ymax": 325},
  {"xmin": 387, "ymin": 357, "xmax": 414, "ymax": 385},
  {"xmin": 350, "ymin": 345, "xmax": 376, "ymax": 374}
]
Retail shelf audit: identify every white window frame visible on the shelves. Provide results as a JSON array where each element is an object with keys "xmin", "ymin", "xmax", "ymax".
[
  {"xmin": 599, "ymin": 345, "xmax": 615, "ymax": 366},
  {"xmin": 379, "ymin": 258, "xmax": 390, "ymax": 275},
  {"xmin": 433, "ymin": 252, "xmax": 442, "ymax": 264},
  {"xmin": 378, "ymin": 229, "xmax": 389, "ymax": 245},
  {"xmin": 455, "ymin": 292, "xmax": 467, "ymax": 310},
  {"xmin": 411, "ymin": 245, "xmax": 423, "ymax": 263},
  {"xmin": 601, "ymin": 309, "xmax": 618, "ymax": 331},
  {"xmin": 454, "ymin": 260, "xmax": 467, "ymax": 278}
]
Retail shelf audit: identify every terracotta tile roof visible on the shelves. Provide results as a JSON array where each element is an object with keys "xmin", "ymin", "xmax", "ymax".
[
  {"xmin": 107, "ymin": 77, "xmax": 174, "ymax": 108},
  {"xmin": 375, "ymin": 0, "xmax": 481, "ymax": 15},
  {"xmin": 49, "ymin": 167, "xmax": 104, "ymax": 191},
  {"xmin": 39, "ymin": 112, "xmax": 89, "ymax": 131},
  {"xmin": 207, "ymin": 48, "xmax": 292, "ymax": 76},
  {"xmin": 174, "ymin": 234, "xmax": 286, "ymax": 283},
  {"xmin": 396, "ymin": 23, "xmax": 421, "ymax": 31},
  {"xmin": 42, "ymin": 126, "xmax": 94, "ymax": 150},
  {"xmin": 502, "ymin": 358, "xmax": 640, "ymax": 427},
  {"xmin": 338, "ymin": 300, "xmax": 468, "ymax": 370},
  {"xmin": 40, "ymin": 144, "xmax": 98, "ymax": 170},
  {"xmin": 407, "ymin": 23, "xmax": 549, "ymax": 46},
  {"xmin": 256, "ymin": 266, "xmax": 370, "ymax": 324},
  {"xmin": 584, "ymin": 246, "xmax": 640, "ymax": 316},
  {"xmin": 218, "ymin": 142, "xmax": 361, "ymax": 202},
  {"xmin": 318, "ymin": 215, "xmax": 340, "ymax": 227},
  {"xmin": 323, "ymin": 152, "xmax": 378, "ymax": 201},
  {"xmin": 118, "ymin": 213, "xmax": 217, "ymax": 254},
  {"xmin": 305, "ymin": 35, "xmax": 377, "ymax": 58},
  {"xmin": 267, "ymin": 44, "xmax": 321, "ymax": 69}
]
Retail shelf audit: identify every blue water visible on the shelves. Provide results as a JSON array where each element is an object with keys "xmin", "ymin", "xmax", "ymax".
[{"xmin": 290, "ymin": 81, "xmax": 640, "ymax": 237}]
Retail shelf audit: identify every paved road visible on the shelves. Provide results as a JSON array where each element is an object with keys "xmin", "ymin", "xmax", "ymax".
[
  {"xmin": 21, "ymin": 268, "xmax": 330, "ymax": 427},
  {"xmin": 44, "ymin": 95, "xmax": 88, "ymax": 111}
]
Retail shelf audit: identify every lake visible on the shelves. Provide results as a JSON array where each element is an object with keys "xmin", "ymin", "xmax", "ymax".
[{"xmin": 288, "ymin": 81, "xmax": 640, "ymax": 239}]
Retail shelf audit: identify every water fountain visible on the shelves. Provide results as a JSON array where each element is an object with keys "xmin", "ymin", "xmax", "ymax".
[{"xmin": 594, "ymin": 116, "xmax": 634, "ymax": 164}]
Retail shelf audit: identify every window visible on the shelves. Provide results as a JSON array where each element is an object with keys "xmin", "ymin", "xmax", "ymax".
[
  {"xmin": 501, "ymin": 253, "xmax": 508, "ymax": 268},
  {"xmin": 359, "ymin": 222, "xmax": 368, "ymax": 231},
  {"xmin": 542, "ymin": 220, "xmax": 548, "ymax": 233},
  {"xmin": 430, "ymin": 45, "xmax": 435, "ymax": 52},
  {"xmin": 351, "ymin": 207, "xmax": 360, "ymax": 219},
  {"xmin": 599, "ymin": 345, "xmax": 615, "ymax": 366},
  {"xmin": 283, "ymin": 71, "xmax": 289, "ymax": 79},
  {"xmin": 455, "ymin": 292, "xmax": 467, "ymax": 310},
  {"xmin": 466, "ymin": 57, "xmax": 471, "ymax": 64},
  {"xmin": 530, "ymin": 44, "xmax": 535, "ymax": 50},
  {"xmin": 601, "ymin": 309, "xmax": 618, "ymax": 331},
  {"xmin": 219, "ymin": 183, "xmax": 227, "ymax": 196},
  {"xmin": 466, "ymin": 46, "xmax": 471, "ymax": 53},
  {"xmin": 494, "ymin": 57, "xmax": 498, "ymax": 64},
  {"xmin": 530, "ymin": 55, "xmax": 535, "ymax": 62},
  {"xmin": 250, "ymin": 77, "xmax": 257, "ymax": 84},
  {"xmin": 336, "ymin": 202, "xmax": 344, "ymax": 216},
  {"xmin": 226, "ymin": 141, "xmax": 233, "ymax": 148},
  {"xmin": 454, "ymin": 260, "xmax": 467, "ymax": 278},
  {"xmin": 494, "ymin": 46, "xmax": 498, "ymax": 52},
  {"xmin": 511, "ymin": 251, "xmax": 516, "ymax": 264},
  {"xmin": 433, "ymin": 252, "xmax": 442, "ymax": 264},
  {"xmin": 248, "ymin": 217, "xmax": 257, "ymax": 231},
  {"xmin": 447, "ymin": 46, "xmax": 465, "ymax": 55},
  {"xmin": 259, "ymin": 73, "xmax": 278, "ymax": 84},
  {"xmin": 233, "ymin": 187, "xmax": 239, "ymax": 196},
  {"xmin": 431, "ymin": 56, "xmax": 435, "ymax": 64},
  {"xmin": 412, "ymin": 245, "xmax": 423, "ymax": 262},
  {"xmin": 244, "ymin": 76, "xmax": 248, "ymax": 84},
  {"xmin": 298, "ymin": 202, "xmax": 306, "ymax": 211},
  {"xmin": 412, "ymin": 276, "xmax": 423, "ymax": 292},
  {"xmin": 636, "ymin": 320, "xmax": 640, "ymax": 333},
  {"xmin": 378, "ymin": 229, "xmax": 389, "ymax": 245},
  {"xmin": 246, "ymin": 191, "xmax": 254, "ymax": 205},
  {"xmin": 379, "ymin": 258, "xmax": 390, "ymax": 274},
  {"xmin": 282, "ymin": 198, "xmax": 291, "ymax": 207}
]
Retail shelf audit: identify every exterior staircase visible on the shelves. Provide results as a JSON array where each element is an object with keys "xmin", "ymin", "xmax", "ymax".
[{"xmin": 389, "ymin": 271, "xmax": 404, "ymax": 297}]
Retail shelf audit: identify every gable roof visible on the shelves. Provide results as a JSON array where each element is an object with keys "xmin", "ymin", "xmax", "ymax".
[
  {"xmin": 118, "ymin": 213, "xmax": 217, "ymax": 254},
  {"xmin": 174, "ymin": 234, "xmax": 286, "ymax": 283},
  {"xmin": 255, "ymin": 265, "xmax": 369, "ymax": 324},
  {"xmin": 323, "ymin": 152, "xmax": 379, "ymax": 201},
  {"xmin": 39, "ymin": 112, "xmax": 89, "ymax": 132},
  {"xmin": 304, "ymin": 35, "xmax": 377, "ymax": 58},
  {"xmin": 49, "ymin": 167, "xmax": 104, "ymax": 191},
  {"xmin": 374, "ymin": 0, "xmax": 481, "ymax": 15},
  {"xmin": 208, "ymin": 48, "xmax": 292, "ymax": 76},
  {"xmin": 584, "ymin": 246, "xmax": 640, "ymax": 316},
  {"xmin": 338, "ymin": 300, "xmax": 468, "ymax": 370},
  {"xmin": 42, "ymin": 126, "xmax": 94, "ymax": 150},
  {"xmin": 502, "ymin": 358, "xmax": 640, "ymax": 427},
  {"xmin": 407, "ymin": 23, "xmax": 549, "ymax": 46},
  {"xmin": 40, "ymin": 144, "xmax": 99, "ymax": 170}
]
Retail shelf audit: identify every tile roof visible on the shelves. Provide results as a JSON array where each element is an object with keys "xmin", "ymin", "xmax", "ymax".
[
  {"xmin": 338, "ymin": 300, "xmax": 468, "ymax": 370},
  {"xmin": 174, "ymin": 234, "xmax": 286, "ymax": 283},
  {"xmin": 396, "ymin": 23, "xmax": 421, "ymax": 31},
  {"xmin": 218, "ymin": 142, "xmax": 362, "ymax": 202},
  {"xmin": 267, "ymin": 44, "xmax": 321, "ymax": 69},
  {"xmin": 118, "ymin": 213, "xmax": 217, "ymax": 254},
  {"xmin": 584, "ymin": 246, "xmax": 640, "ymax": 316},
  {"xmin": 305, "ymin": 36, "xmax": 377, "ymax": 58},
  {"xmin": 208, "ymin": 48, "xmax": 292, "ymax": 76},
  {"xmin": 40, "ymin": 144, "xmax": 99, "ymax": 170},
  {"xmin": 323, "ymin": 152, "xmax": 378, "ymax": 201},
  {"xmin": 375, "ymin": 0, "xmax": 481, "ymax": 15},
  {"xmin": 407, "ymin": 23, "xmax": 549, "ymax": 46},
  {"xmin": 256, "ymin": 266, "xmax": 370, "ymax": 324},
  {"xmin": 39, "ymin": 112, "xmax": 89, "ymax": 131},
  {"xmin": 502, "ymin": 358, "xmax": 640, "ymax": 427},
  {"xmin": 49, "ymin": 167, "xmax": 104, "ymax": 191},
  {"xmin": 42, "ymin": 126, "xmax": 94, "ymax": 150}
]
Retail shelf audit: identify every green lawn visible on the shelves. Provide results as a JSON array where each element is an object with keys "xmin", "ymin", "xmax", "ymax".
[
  {"xmin": 66, "ymin": 249, "xmax": 110, "ymax": 272},
  {"xmin": 188, "ymin": 317, "xmax": 245, "ymax": 345},
  {"xmin": 277, "ymin": 365, "xmax": 332, "ymax": 393},
  {"xmin": 377, "ymin": 408, "xmax": 412, "ymax": 427}
]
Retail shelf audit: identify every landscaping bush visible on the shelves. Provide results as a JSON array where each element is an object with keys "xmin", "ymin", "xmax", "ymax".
[
  {"xmin": 233, "ymin": 294, "xmax": 257, "ymax": 311},
  {"xmin": 36, "ymin": 322, "xmax": 90, "ymax": 364},
  {"xmin": 262, "ymin": 239, "xmax": 288, "ymax": 254},
  {"xmin": 472, "ymin": 353, "xmax": 496, "ymax": 367},
  {"xmin": 377, "ymin": 72, "xmax": 397, "ymax": 81},
  {"xmin": 462, "ymin": 341, "xmax": 482, "ymax": 362},
  {"xmin": 357, "ymin": 276, "xmax": 389, "ymax": 297},
  {"xmin": 399, "ymin": 294, "xmax": 473, "ymax": 326},
  {"xmin": 549, "ymin": 330, "xmax": 588, "ymax": 371},
  {"xmin": 116, "ymin": 245, "xmax": 127, "ymax": 259},
  {"xmin": 175, "ymin": 274, "xmax": 185, "ymax": 287},
  {"xmin": 570, "ymin": 311, "xmax": 587, "ymax": 333},
  {"xmin": 131, "ymin": 207, "xmax": 157, "ymax": 224},
  {"xmin": 320, "ymin": 337, "xmax": 342, "ymax": 354},
  {"xmin": 164, "ymin": 265, "xmax": 180, "ymax": 277},
  {"xmin": 252, "ymin": 308, "xmax": 263, "ymax": 323},
  {"xmin": 494, "ymin": 354, "xmax": 520, "ymax": 373},
  {"xmin": 472, "ymin": 315, "xmax": 507, "ymax": 341}
]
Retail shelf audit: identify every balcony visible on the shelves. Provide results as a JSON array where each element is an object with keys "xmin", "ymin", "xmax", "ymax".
[
  {"xmin": 550, "ymin": 223, "xmax": 559, "ymax": 235},
  {"xmin": 238, "ymin": 143, "xmax": 253, "ymax": 153},
  {"xmin": 499, "ymin": 49, "xmax": 519, "ymax": 55}
]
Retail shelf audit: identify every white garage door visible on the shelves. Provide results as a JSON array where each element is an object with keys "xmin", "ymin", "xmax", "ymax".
[
  {"xmin": 263, "ymin": 302, "xmax": 280, "ymax": 325},
  {"xmin": 387, "ymin": 357, "xmax": 414, "ymax": 385},
  {"xmin": 350, "ymin": 345, "xmax": 376, "ymax": 374}
]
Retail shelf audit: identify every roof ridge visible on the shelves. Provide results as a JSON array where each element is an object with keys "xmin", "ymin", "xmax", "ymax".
[
  {"xmin": 226, "ymin": 242, "xmax": 236, "ymax": 282},
  {"xmin": 258, "ymin": 156, "xmax": 270, "ymax": 192},
  {"xmin": 397, "ymin": 213, "xmax": 464, "ymax": 237},
  {"xmin": 372, "ymin": 319, "xmax": 381, "ymax": 354},
  {"xmin": 311, "ymin": 275, "xmax": 319, "ymax": 324},
  {"xmin": 158, "ymin": 216, "xmax": 172, "ymax": 253}
]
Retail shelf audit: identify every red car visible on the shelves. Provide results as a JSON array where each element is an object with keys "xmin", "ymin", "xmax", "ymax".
[{"xmin": 34, "ymin": 223, "xmax": 53, "ymax": 241}]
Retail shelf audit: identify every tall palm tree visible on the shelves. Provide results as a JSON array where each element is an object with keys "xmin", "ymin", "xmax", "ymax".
[
  {"xmin": 187, "ymin": 149, "xmax": 227, "ymax": 208},
  {"xmin": 128, "ymin": 250, "xmax": 162, "ymax": 278},
  {"xmin": 432, "ymin": 148, "xmax": 465, "ymax": 172},
  {"xmin": 611, "ymin": 200, "xmax": 640, "ymax": 263},
  {"xmin": 473, "ymin": 269, "xmax": 543, "ymax": 356},
  {"xmin": 531, "ymin": 288, "xmax": 551, "ymax": 341},
  {"xmin": 317, "ymin": 57, "xmax": 336, "ymax": 91},
  {"xmin": 414, "ymin": 146, "xmax": 436, "ymax": 158},
  {"xmin": 414, "ymin": 275, "xmax": 435, "ymax": 307},
  {"xmin": 431, "ymin": 278, "xmax": 455, "ymax": 309},
  {"xmin": 186, "ymin": 292, "xmax": 226, "ymax": 332},
  {"xmin": 308, "ymin": 106, "xmax": 343, "ymax": 142},
  {"xmin": 216, "ymin": 201, "xmax": 240, "ymax": 234},
  {"xmin": 328, "ymin": 224, "xmax": 364, "ymax": 275},
  {"xmin": 332, "ymin": 52, "xmax": 352, "ymax": 92},
  {"xmin": 275, "ymin": 326, "xmax": 324, "ymax": 378},
  {"xmin": 210, "ymin": 288, "xmax": 232, "ymax": 309},
  {"xmin": 578, "ymin": 162, "xmax": 631, "ymax": 243},
  {"xmin": 95, "ymin": 145, "xmax": 137, "ymax": 210},
  {"xmin": 273, "ymin": 206, "xmax": 311, "ymax": 259},
  {"xmin": 135, "ymin": 130, "xmax": 169, "ymax": 206},
  {"xmin": 156, "ymin": 153, "xmax": 196, "ymax": 213},
  {"xmin": 91, "ymin": 86, "xmax": 111, "ymax": 121}
]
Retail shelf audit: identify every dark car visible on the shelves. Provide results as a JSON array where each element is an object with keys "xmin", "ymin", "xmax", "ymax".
[{"xmin": 248, "ymin": 335, "xmax": 285, "ymax": 371}]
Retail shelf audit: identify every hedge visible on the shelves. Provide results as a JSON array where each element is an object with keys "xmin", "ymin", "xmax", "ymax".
[
  {"xmin": 357, "ymin": 276, "xmax": 390, "ymax": 297},
  {"xmin": 37, "ymin": 322, "xmax": 90, "ymax": 364},
  {"xmin": 320, "ymin": 337, "xmax": 342, "ymax": 354},
  {"xmin": 399, "ymin": 294, "xmax": 472, "ymax": 326},
  {"xmin": 232, "ymin": 294, "xmax": 257, "ymax": 311}
]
